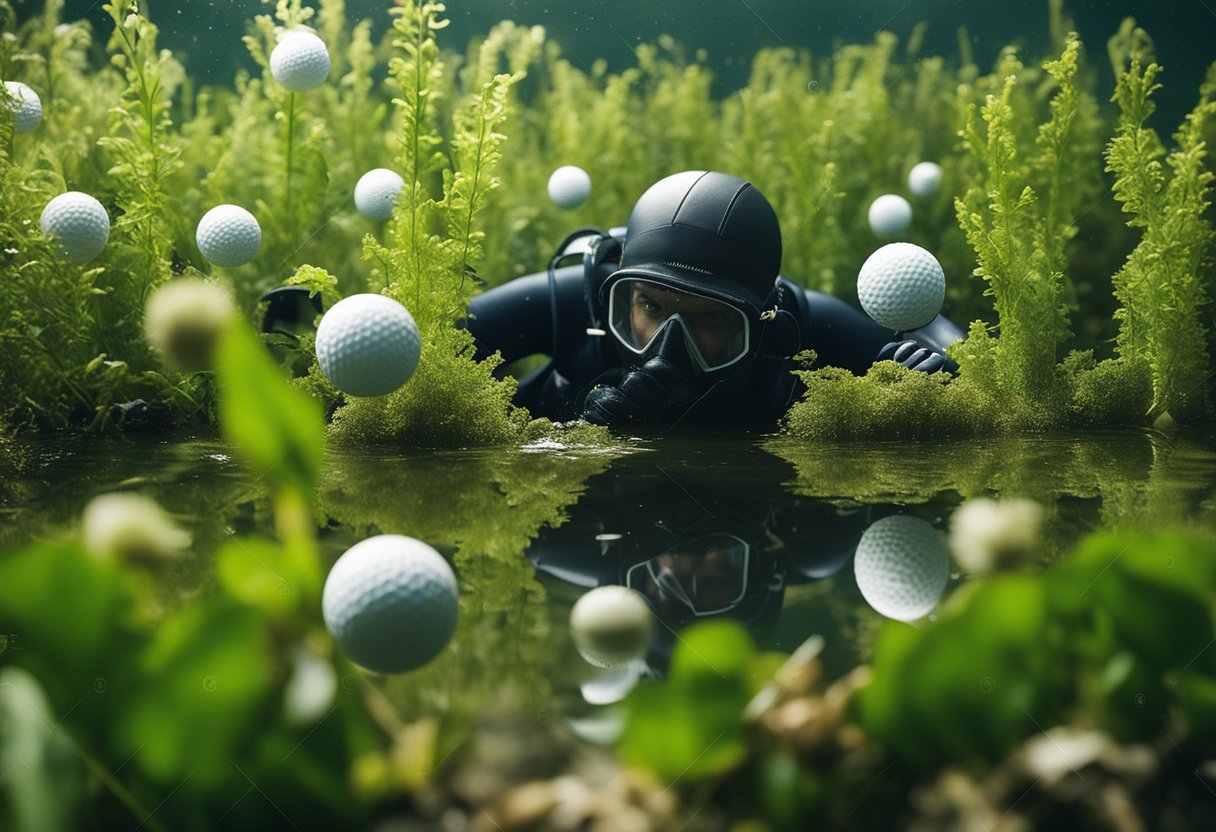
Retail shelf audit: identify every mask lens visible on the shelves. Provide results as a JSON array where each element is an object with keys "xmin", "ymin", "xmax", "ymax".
[
  {"xmin": 626, "ymin": 534, "xmax": 750, "ymax": 616},
  {"xmin": 607, "ymin": 279, "xmax": 750, "ymax": 371}
]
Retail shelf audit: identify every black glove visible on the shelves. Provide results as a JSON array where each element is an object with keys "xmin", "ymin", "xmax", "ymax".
[
  {"xmin": 877, "ymin": 340, "xmax": 959, "ymax": 374},
  {"xmin": 581, "ymin": 357, "xmax": 685, "ymax": 426}
]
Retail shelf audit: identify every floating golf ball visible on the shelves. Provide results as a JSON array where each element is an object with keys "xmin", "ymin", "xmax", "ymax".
[
  {"xmin": 853, "ymin": 515, "xmax": 949, "ymax": 621},
  {"xmin": 857, "ymin": 242, "xmax": 946, "ymax": 331},
  {"xmin": 322, "ymin": 535, "xmax": 458, "ymax": 674},
  {"xmin": 196, "ymin": 204, "xmax": 261, "ymax": 268},
  {"xmin": 570, "ymin": 585, "xmax": 654, "ymax": 668},
  {"xmin": 867, "ymin": 193, "xmax": 913, "ymax": 237},
  {"xmin": 4, "ymin": 81, "xmax": 42, "ymax": 133},
  {"xmin": 548, "ymin": 165, "xmax": 592, "ymax": 209},
  {"xmin": 907, "ymin": 162, "xmax": 942, "ymax": 199},
  {"xmin": 270, "ymin": 30, "xmax": 331, "ymax": 93},
  {"xmin": 315, "ymin": 293, "xmax": 421, "ymax": 397},
  {"xmin": 354, "ymin": 168, "xmax": 405, "ymax": 221},
  {"xmin": 40, "ymin": 192, "xmax": 109, "ymax": 263}
]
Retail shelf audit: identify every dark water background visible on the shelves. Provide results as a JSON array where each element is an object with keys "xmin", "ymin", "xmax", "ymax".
[{"xmin": 22, "ymin": 0, "xmax": 1216, "ymax": 128}]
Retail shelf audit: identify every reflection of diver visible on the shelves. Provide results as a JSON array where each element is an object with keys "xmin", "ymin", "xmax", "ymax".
[{"xmin": 526, "ymin": 449, "xmax": 872, "ymax": 673}]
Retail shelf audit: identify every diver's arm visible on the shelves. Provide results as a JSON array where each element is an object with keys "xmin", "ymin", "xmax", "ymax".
[
  {"xmin": 798, "ymin": 287, "xmax": 963, "ymax": 373},
  {"xmin": 465, "ymin": 265, "xmax": 586, "ymax": 364}
]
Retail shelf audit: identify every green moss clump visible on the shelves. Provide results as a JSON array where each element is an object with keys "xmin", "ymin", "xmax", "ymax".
[{"xmin": 785, "ymin": 354, "xmax": 992, "ymax": 441}]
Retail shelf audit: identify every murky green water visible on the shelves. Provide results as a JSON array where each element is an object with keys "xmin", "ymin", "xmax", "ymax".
[
  {"xmin": 4, "ymin": 428, "xmax": 1216, "ymax": 826},
  {"xmin": 4, "ymin": 428, "xmax": 1214, "ymax": 714}
]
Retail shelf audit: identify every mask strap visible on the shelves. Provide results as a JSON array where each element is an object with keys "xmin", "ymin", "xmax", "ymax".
[{"xmin": 547, "ymin": 228, "xmax": 608, "ymax": 358}]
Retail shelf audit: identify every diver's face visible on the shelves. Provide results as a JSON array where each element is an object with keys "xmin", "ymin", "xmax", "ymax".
[
  {"xmin": 628, "ymin": 284, "xmax": 744, "ymax": 367},
  {"xmin": 654, "ymin": 548, "xmax": 740, "ymax": 609}
]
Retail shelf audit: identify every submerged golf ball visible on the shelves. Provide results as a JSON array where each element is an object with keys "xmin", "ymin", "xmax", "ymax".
[
  {"xmin": 548, "ymin": 165, "xmax": 592, "ymax": 209},
  {"xmin": 196, "ymin": 204, "xmax": 261, "ymax": 268},
  {"xmin": 315, "ymin": 293, "xmax": 421, "ymax": 397},
  {"xmin": 270, "ymin": 30, "xmax": 331, "ymax": 93},
  {"xmin": 908, "ymin": 162, "xmax": 943, "ymax": 199},
  {"xmin": 570, "ymin": 585, "xmax": 654, "ymax": 668},
  {"xmin": 857, "ymin": 242, "xmax": 946, "ymax": 331},
  {"xmin": 322, "ymin": 535, "xmax": 458, "ymax": 674},
  {"xmin": 40, "ymin": 192, "xmax": 109, "ymax": 263},
  {"xmin": 854, "ymin": 515, "xmax": 949, "ymax": 621},
  {"xmin": 354, "ymin": 168, "xmax": 405, "ymax": 221},
  {"xmin": 868, "ymin": 193, "xmax": 913, "ymax": 237},
  {"xmin": 4, "ymin": 81, "xmax": 42, "ymax": 133}
]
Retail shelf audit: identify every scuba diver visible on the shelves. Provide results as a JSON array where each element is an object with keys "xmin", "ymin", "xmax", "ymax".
[{"xmin": 465, "ymin": 170, "xmax": 964, "ymax": 427}]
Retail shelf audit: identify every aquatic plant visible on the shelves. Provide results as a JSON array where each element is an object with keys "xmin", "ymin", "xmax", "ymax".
[
  {"xmin": 785, "ymin": 28, "xmax": 1215, "ymax": 440},
  {"xmin": 325, "ymin": 0, "xmax": 544, "ymax": 447},
  {"xmin": 1104, "ymin": 36, "xmax": 1216, "ymax": 424}
]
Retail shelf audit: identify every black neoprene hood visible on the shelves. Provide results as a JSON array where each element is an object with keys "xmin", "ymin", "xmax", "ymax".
[{"xmin": 605, "ymin": 170, "xmax": 783, "ymax": 316}]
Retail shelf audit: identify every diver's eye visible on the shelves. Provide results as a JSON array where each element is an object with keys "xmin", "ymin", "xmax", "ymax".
[{"xmin": 635, "ymin": 295, "xmax": 664, "ymax": 316}]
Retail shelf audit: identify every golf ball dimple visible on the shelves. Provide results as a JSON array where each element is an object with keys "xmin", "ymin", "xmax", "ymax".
[
  {"xmin": 4, "ymin": 81, "xmax": 42, "ymax": 133},
  {"xmin": 354, "ymin": 168, "xmax": 405, "ymax": 221},
  {"xmin": 270, "ymin": 30, "xmax": 331, "ymax": 93},
  {"xmin": 196, "ymin": 204, "xmax": 261, "ymax": 268},
  {"xmin": 315, "ymin": 294, "xmax": 421, "ymax": 397},
  {"xmin": 548, "ymin": 165, "xmax": 592, "ymax": 209},
  {"xmin": 40, "ymin": 192, "xmax": 110, "ymax": 263},
  {"xmin": 322, "ymin": 535, "xmax": 458, "ymax": 674},
  {"xmin": 853, "ymin": 515, "xmax": 949, "ymax": 622},
  {"xmin": 857, "ymin": 242, "xmax": 946, "ymax": 331},
  {"xmin": 570, "ymin": 585, "xmax": 654, "ymax": 668},
  {"xmin": 868, "ymin": 193, "xmax": 913, "ymax": 237},
  {"xmin": 908, "ymin": 162, "xmax": 943, "ymax": 199}
]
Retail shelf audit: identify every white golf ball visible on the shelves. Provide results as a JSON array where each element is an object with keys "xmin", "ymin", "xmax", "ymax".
[
  {"xmin": 868, "ymin": 193, "xmax": 913, "ymax": 237},
  {"xmin": 854, "ymin": 515, "xmax": 949, "ymax": 622},
  {"xmin": 315, "ymin": 294, "xmax": 421, "ymax": 397},
  {"xmin": 4, "ymin": 81, "xmax": 42, "ymax": 133},
  {"xmin": 354, "ymin": 168, "xmax": 405, "ymax": 221},
  {"xmin": 908, "ymin": 162, "xmax": 943, "ymax": 199},
  {"xmin": 570, "ymin": 585, "xmax": 654, "ymax": 667},
  {"xmin": 40, "ymin": 192, "xmax": 109, "ymax": 263},
  {"xmin": 548, "ymin": 165, "xmax": 592, "ymax": 209},
  {"xmin": 857, "ymin": 242, "xmax": 946, "ymax": 331},
  {"xmin": 270, "ymin": 30, "xmax": 331, "ymax": 93},
  {"xmin": 322, "ymin": 535, "xmax": 458, "ymax": 674},
  {"xmin": 196, "ymin": 204, "xmax": 261, "ymax": 268}
]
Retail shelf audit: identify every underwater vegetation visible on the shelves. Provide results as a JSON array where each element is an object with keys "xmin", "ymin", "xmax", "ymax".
[{"xmin": 1, "ymin": 0, "xmax": 1213, "ymax": 443}]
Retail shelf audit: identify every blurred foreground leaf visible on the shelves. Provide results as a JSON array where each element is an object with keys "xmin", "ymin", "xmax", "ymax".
[
  {"xmin": 216, "ymin": 321, "xmax": 324, "ymax": 498},
  {"xmin": 621, "ymin": 621, "xmax": 767, "ymax": 781},
  {"xmin": 857, "ymin": 531, "xmax": 1216, "ymax": 766}
]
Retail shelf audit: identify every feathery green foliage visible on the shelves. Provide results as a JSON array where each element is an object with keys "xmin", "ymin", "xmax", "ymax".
[
  {"xmin": 1105, "ymin": 34, "xmax": 1215, "ymax": 424},
  {"xmin": 953, "ymin": 36, "xmax": 1089, "ymax": 424},
  {"xmin": 97, "ymin": 0, "xmax": 182, "ymax": 295},
  {"xmin": 785, "ymin": 29, "xmax": 1213, "ymax": 439},
  {"xmin": 327, "ymin": 0, "xmax": 543, "ymax": 447}
]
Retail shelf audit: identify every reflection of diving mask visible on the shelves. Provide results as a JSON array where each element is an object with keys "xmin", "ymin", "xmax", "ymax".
[
  {"xmin": 625, "ymin": 534, "xmax": 750, "ymax": 616},
  {"xmin": 607, "ymin": 279, "xmax": 751, "ymax": 373}
]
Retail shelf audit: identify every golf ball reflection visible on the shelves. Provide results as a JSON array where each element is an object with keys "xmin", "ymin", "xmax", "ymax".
[{"xmin": 854, "ymin": 515, "xmax": 950, "ymax": 621}]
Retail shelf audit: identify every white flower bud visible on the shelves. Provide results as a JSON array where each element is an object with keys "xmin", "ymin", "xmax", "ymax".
[
  {"xmin": 83, "ymin": 492, "xmax": 190, "ymax": 565},
  {"xmin": 948, "ymin": 497, "xmax": 1044, "ymax": 575},
  {"xmin": 144, "ymin": 278, "xmax": 237, "ymax": 372}
]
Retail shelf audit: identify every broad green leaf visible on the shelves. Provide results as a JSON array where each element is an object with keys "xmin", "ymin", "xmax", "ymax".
[{"xmin": 216, "ymin": 321, "xmax": 324, "ymax": 498}]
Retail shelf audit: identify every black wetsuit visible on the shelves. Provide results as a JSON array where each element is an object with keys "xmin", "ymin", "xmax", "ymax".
[{"xmin": 466, "ymin": 259, "xmax": 964, "ymax": 424}]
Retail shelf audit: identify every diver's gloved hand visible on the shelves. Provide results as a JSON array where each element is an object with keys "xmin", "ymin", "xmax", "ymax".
[
  {"xmin": 581, "ymin": 357, "xmax": 684, "ymax": 426},
  {"xmin": 877, "ymin": 340, "xmax": 959, "ymax": 374}
]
